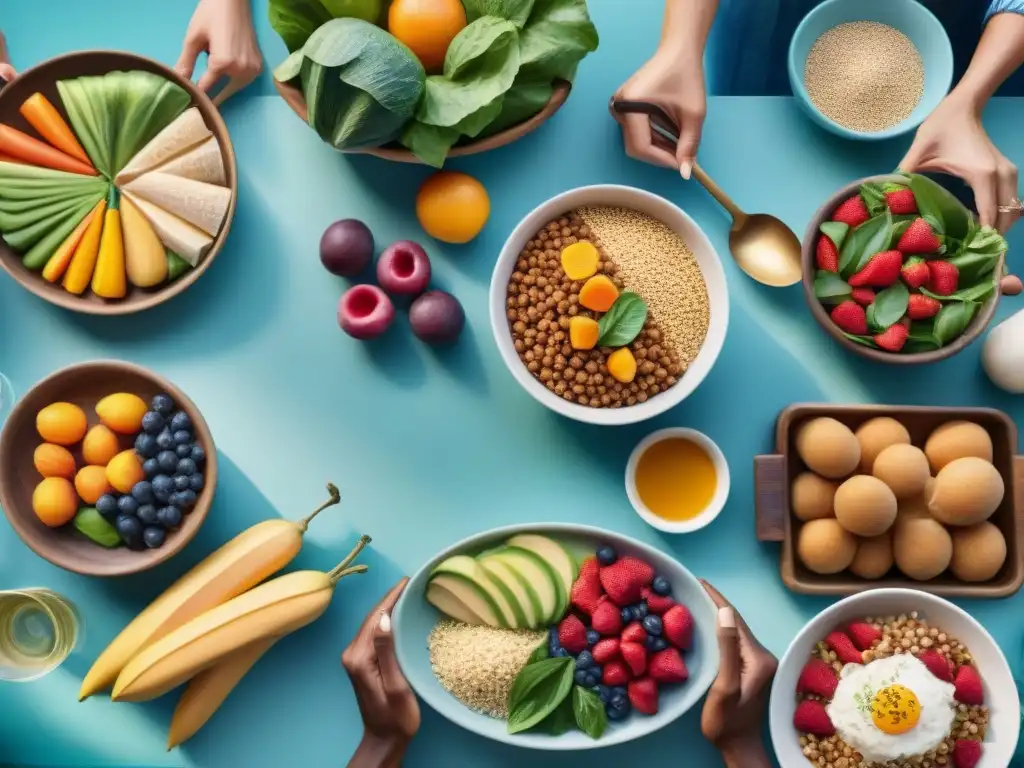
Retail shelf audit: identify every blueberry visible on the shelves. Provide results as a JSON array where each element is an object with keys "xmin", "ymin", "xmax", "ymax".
[
  {"xmin": 577, "ymin": 650, "xmax": 594, "ymax": 669},
  {"xmin": 156, "ymin": 428, "xmax": 175, "ymax": 450},
  {"xmin": 172, "ymin": 429, "xmax": 191, "ymax": 446},
  {"xmin": 176, "ymin": 458, "xmax": 196, "ymax": 476},
  {"xmin": 554, "ymin": 648, "xmax": 569, "ymax": 658},
  {"xmin": 606, "ymin": 704, "xmax": 628, "ymax": 721},
  {"xmin": 646, "ymin": 636, "xmax": 668, "ymax": 652},
  {"xmin": 116, "ymin": 515, "xmax": 143, "ymax": 550},
  {"xmin": 117, "ymin": 495, "xmax": 139, "ymax": 516},
  {"xmin": 642, "ymin": 615, "xmax": 663, "ymax": 636},
  {"xmin": 632, "ymin": 602, "xmax": 648, "ymax": 620},
  {"xmin": 157, "ymin": 450, "xmax": 178, "ymax": 472},
  {"xmin": 137, "ymin": 504, "xmax": 159, "ymax": 525},
  {"xmin": 612, "ymin": 697, "xmax": 631, "ymax": 714},
  {"xmin": 188, "ymin": 473, "xmax": 204, "ymax": 492},
  {"xmin": 96, "ymin": 494, "xmax": 118, "ymax": 518},
  {"xmin": 620, "ymin": 607, "xmax": 633, "ymax": 625},
  {"xmin": 170, "ymin": 411, "xmax": 192, "ymax": 432},
  {"xmin": 131, "ymin": 481, "xmax": 154, "ymax": 504},
  {"xmin": 651, "ymin": 576, "xmax": 671, "ymax": 596},
  {"xmin": 158, "ymin": 505, "xmax": 183, "ymax": 530},
  {"xmin": 143, "ymin": 458, "xmax": 160, "ymax": 478},
  {"xmin": 586, "ymin": 629, "xmax": 600, "ymax": 647},
  {"xmin": 152, "ymin": 474, "xmax": 174, "ymax": 503},
  {"xmin": 141, "ymin": 411, "xmax": 165, "ymax": 435},
  {"xmin": 176, "ymin": 443, "xmax": 192, "ymax": 458},
  {"xmin": 190, "ymin": 445, "xmax": 206, "ymax": 464},
  {"xmin": 135, "ymin": 432, "xmax": 158, "ymax": 459},
  {"xmin": 178, "ymin": 489, "xmax": 197, "ymax": 509},
  {"xmin": 151, "ymin": 394, "xmax": 175, "ymax": 415},
  {"xmin": 142, "ymin": 525, "xmax": 166, "ymax": 549},
  {"xmin": 583, "ymin": 672, "xmax": 598, "ymax": 688},
  {"xmin": 172, "ymin": 474, "xmax": 189, "ymax": 491},
  {"xmin": 609, "ymin": 691, "xmax": 627, "ymax": 708},
  {"xmin": 595, "ymin": 684, "xmax": 611, "ymax": 703},
  {"xmin": 574, "ymin": 669, "xmax": 590, "ymax": 686},
  {"xmin": 596, "ymin": 545, "xmax": 617, "ymax": 566}
]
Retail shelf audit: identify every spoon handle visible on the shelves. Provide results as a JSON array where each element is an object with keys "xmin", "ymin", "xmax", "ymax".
[{"xmin": 691, "ymin": 162, "xmax": 746, "ymax": 224}]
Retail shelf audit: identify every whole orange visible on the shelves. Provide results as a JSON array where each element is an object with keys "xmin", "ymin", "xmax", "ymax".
[
  {"xmin": 388, "ymin": 0, "xmax": 467, "ymax": 73},
  {"xmin": 416, "ymin": 171, "xmax": 491, "ymax": 244}
]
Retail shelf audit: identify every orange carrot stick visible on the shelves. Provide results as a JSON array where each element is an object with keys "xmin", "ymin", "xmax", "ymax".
[
  {"xmin": 62, "ymin": 199, "xmax": 107, "ymax": 294},
  {"xmin": 0, "ymin": 124, "xmax": 97, "ymax": 176},
  {"xmin": 19, "ymin": 93, "xmax": 93, "ymax": 168},
  {"xmin": 0, "ymin": 152, "xmax": 24, "ymax": 164},
  {"xmin": 42, "ymin": 200, "xmax": 102, "ymax": 282}
]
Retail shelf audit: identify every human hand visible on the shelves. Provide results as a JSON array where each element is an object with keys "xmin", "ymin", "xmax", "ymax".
[
  {"xmin": 176, "ymin": 0, "xmax": 262, "ymax": 106},
  {"xmin": 0, "ymin": 31, "xmax": 17, "ymax": 82},
  {"xmin": 901, "ymin": 91, "xmax": 1020, "ymax": 234},
  {"xmin": 700, "ymin": 581, "xmax": 777, "ymax": 767},
  {"xmin": 343, "ymin": 578, "xmax": 420, "ymax": 768}
]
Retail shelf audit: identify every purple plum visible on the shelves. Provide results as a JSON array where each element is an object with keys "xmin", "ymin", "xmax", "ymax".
[
  {"xmin": 377, "ymin": 240, "xmax": 431, "ymax": 295},
  {"xmin": 338, "ymin": 285, "xmax": 395, "ymax": 340},
  {"xmin": 320, "ymin": 219, "xmax": 374, "ymax": 276},
  {"xmin": 409, "ymin": 290, "xmax": 464, "ymax": 345}
]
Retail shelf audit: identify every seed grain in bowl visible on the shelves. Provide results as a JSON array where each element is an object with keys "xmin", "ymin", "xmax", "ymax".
[{"xmin": 504, "ymin": 207, "xmax": 710, "ymax": 409}]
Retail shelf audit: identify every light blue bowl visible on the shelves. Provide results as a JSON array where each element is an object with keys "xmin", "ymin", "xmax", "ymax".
[
  {"xmin": 788, "ymin": 0, "xmax": 953, "ymax": 140},
  {"xmin": 391, "ymin": 523, "xmax": 720, "ymax": 750}
]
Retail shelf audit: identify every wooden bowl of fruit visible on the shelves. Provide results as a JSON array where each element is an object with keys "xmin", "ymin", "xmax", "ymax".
[
  {"xmin": 0, "ymin": 51, "xmax": 237, "ymax": 315},
  {"xmin": 803, "ymin": 173, "xmax": 1010, "ymax": 364},
  {"xmin": 0, "ymin": 360, "xmax": 217, "ymax": 576}
]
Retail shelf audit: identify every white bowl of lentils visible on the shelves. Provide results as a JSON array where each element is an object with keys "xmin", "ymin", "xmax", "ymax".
[
  {"xmin": 769, "ymin": 589, "xmax": 1019, "ymax": 768},
  {"xmin": 489, "ymin": 185, "xmax": 729, "ymax": 426}
]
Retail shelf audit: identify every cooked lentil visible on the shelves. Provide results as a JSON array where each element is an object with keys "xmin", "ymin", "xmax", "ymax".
[
  {"xmin": 799, "ymin": 612, "xmax": 988, "ymax": 768},
  {"xmin": 428, "ymin": 620, "xmax": 544, "ymax": 719},
  {"xmin": 804, "ymin": 22, "xmax": 924, "ymax": 133}
]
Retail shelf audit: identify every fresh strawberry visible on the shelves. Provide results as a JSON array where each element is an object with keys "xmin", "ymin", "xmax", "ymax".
[
  {"xmin": 927, "ymin": 260, "xmax": 959, "ymax": 296},
  {"xmin": 850, "ymin": 288, "xmax": 875, "ymax": 306},
  {"xmin": 874, "ymin": 321, "xmax": 910, "ymax": 352},
  {"xmin": 599, "ymin": 556, "xmax": 654, "ymax": 606},
  {"xmin": 830, "ymin": 301, "xmax": 868, "ymax": 335},
  {"xmin": 954, "ymin": 664, "xmax": 984, "ymax": 705},
  {"xmin": 816, "ymin": 235, "xmax": 839, "ymax": 272},
  {"xmin": 918, "ymin": 649, "xmax": 954, "ymax": 682},
  {"xmin": 592, "ymin": 638, "xmax": 621, "ymax": 664},
  {"xmin": 832, "ymin": 195, "xmax": 870, "ymax": 228},
  {"xmin": 793, "ymin": 699, "xmax": 835, "ymax": 737},
  {"xmin": 591, "ymin": 599, "xmax": 624, "ymax": 636},
  {"xmin": 641, "ymin": 587, "xmax": 675, "ymax": 615},
  {"xmin": 621, "ymin": 641, "xmax": 647, "ymax": 676},
  {"xmin": 907, "ymin": 293, "xmax": 941, "ymax": 320},
  {"xmin": 952, "ymin": 739, "xmax": 983, "ymax": 768},
  {"xmin": 627, "ymin": 677, "xmax": 659, "ymax": 715},
  {"xmin": 662, "ymin": 604, "xmax": 694, "ymax": 650},
  {"xmin": 558, "ymin": 615, "xmax": 588, "ymax": 654},
  {"xmin": 796, "ymin": 658, "xmax": 839, "ymax": 699},
  {"xmin": 570, "ymin": 557, "xmax": 602, "ymax": 615},
  {"xmin": 602, "ymin": 660, "xmax": 631, "ymax": 686},
  {"xmin": 849, "ymin": 250, "xmax": 903, "ymax": 288},
  {"xmin": 825, "ymin": 631, "xmax": 863, "ymax": 665},
  {"xmin": 621, "ymin": 622, "xmax": 647, "ymax": 644},
  {"xmin": 648, "ymin": 648, "xmax": 689, "ymax": 684},
  {"xmin": 897, "ymin": 218, "xmax": 941, "ymax": 254},
  {"xmin": 847, "ymin": 622, "xmax": 882, "ymax": 651},
  {"xmin": 901, "ymin": 256, "xmax": 930, "ymax": 289},
  {"xmin": 886, "ymin": 187, "xmax": 918, "ymax": 215}
]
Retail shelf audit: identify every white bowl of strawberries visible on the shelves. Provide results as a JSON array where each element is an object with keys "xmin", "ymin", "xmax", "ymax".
[{"xmin": 802, "ymin": 174, "xmax": 1009, "ymax": 364}]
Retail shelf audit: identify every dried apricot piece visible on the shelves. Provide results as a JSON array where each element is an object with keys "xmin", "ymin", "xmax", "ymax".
[
  {"xmin": 579, "ymin": 274, "xmax": 619, "ymax": 312},
  {"xmin": 34, "ymin": 444, "xmax": 77, "ymax": 479},
  {"xmin": 608, "ymin": 347, "xmax": 637, "ymax": 383},
  {"xmin": 560, "ymin": 241, "xmax": 599, "ymax": 281},
  {"xmin": 570, "ymin": 316, "xmax": 599, "ymax": 350}
]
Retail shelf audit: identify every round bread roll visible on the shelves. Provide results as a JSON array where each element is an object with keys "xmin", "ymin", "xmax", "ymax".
[
  {"xmin": 855, "ymin": 417, "xmax": 911, "ymax": 473},
  {"xmin": 791, "ymin": 472, "xmax": 838, "ymax": 521},
  {"xmin": 796, "ymin": 418, "xmax": 861, "ymax": 479},
  {"xmin": 894, "ymin": 517, "xmax": 952, "ymax": 581},
  {"xmin": 924, "ymin": 421, "xmax": 993, "ymax": 473},
  {"xmin": 872, "ymin": 444, "xmax": 931, "ymax": 499},
  {"xmin": 834, "ymin": 475, "xmax": 898, "ymax": 536},
  {"xmin": 950, "ymin": 522, "xmax": 1007, "ymax": 582},
  {"xmin": 797, "ymin": 519, "xmax": 857, "ymax": 574},
  {"xmin": 850, "ymin": 532, "xmax": 894, "ymax": 579},
  {"xmin": 927, "ymin": 457, "xmax": 1004, "ymax": 526}
]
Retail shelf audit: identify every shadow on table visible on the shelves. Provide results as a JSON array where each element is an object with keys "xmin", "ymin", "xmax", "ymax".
[{"xmin": 362, "ymin": 313, "xmax": 428, "ymax": 390}]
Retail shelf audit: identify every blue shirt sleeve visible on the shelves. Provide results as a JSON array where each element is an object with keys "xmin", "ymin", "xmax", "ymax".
[{"xmin": 987, "ymin": 0, "xmax": 1024, "ymax": 22}]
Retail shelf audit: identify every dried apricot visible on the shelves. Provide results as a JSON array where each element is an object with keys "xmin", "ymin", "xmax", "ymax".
[
  {"xmin": 95, "ymin": 393, "xmax": 147, "ymax": 435},
  {"xmin": 36, "ymin": 402, "xmax": 88, "ymax": 445},
  {"xmin": 82, "ymin": 424, "xmax": 120, "ymax": 466},
  {"xmin": 608, "ymin": 347, "xmax": 637, "ymax": 383},
  {"xmin": 561, "ymin": 242, "xmax": 599, "ymax": 281},
  {"xmin": 579, "ymin": 274, "xmax": 619, "ymax": 312},
  {"xmin": 106, "ymin": 450, "xmax": 145, "ymax": 493},
  {"xmin": 75, "ymin": 465, "xmax": 113, "ymax": 505},
  {"xmin": 33, "ymin": 443, "xmax": 77, "ymax": 479},
  {"xmin": 32, "ymin": 477, "xmax": 78, "ymax": 527},
  {"xmin": 570, "ymin": 316, "xmax": 599, "ymax": 350}
]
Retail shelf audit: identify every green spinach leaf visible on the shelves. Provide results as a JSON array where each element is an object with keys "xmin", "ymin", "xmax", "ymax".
[
  {"xmin": 906, "ymin": 173, "xmax": 970, "ymax": 240},
  {"xmin": 572, "ymin": 686, "xmax": 607, "ymax": 740},
  {"xmin": 534, "ymin": 695, "xmax": 576, "ymax": 735},
  {"xmin": 819, "ymin": 221, "xmax": 849, "ymax": 251},
  {"xmin": 921, "ymin": 277, "xmax": 997, "ymax": 304},
  {"xmin": 933, "ymin": 302, "xmax": 978, "ymax": 346},
  {"xmin": 872, "ymin": 282, "xmax": 909, "ymax": 329},
  {"xmin": 464, "ymin": 0, "xmax": 535, "ymax": 27},
  {"xmin": 507, "ymin": 657, "xmax": 575, "ymax": 734},
  {"xmin": 947, "ymin": 252, "xmax": 999, "ymax": 285},
  {"xmin": 479, "ymin": 79, "xmax": 553, "ymax": 136},
  {"xmin": 517, "ymin": 0, "xmax": 599, "ymax": 82},
  {"xmin": 597, "ymin": 292, "xmax": 648, "ymax": 347},
  {"xmin": 866, "ymin": 303, "xmax": 884, "ymax": 333},
  {"xmin": 843, "ymin": 333, "xmax": 878, "ymax": 348},
  {"xmin": 269, "ymin": 0, "xmax": 333, "ymax": 53},
  {"xmin": 813, "ymin": 270, "xmax": 852, "ymax": 304},
  {"xmin": 840, "ymin": 210, "xmax": 892, "ymax": 277},
  {"xmin": 399, "ymin": 122, "xmax": 461, "ymax": 168},
  {"xmin": 859, "ymin": 182, "xmax": 888, "ymax": 217}
]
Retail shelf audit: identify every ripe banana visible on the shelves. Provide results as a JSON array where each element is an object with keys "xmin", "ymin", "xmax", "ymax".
[
  {"xmin": 112, "ymin": 535, "xmax": 370, "ymax": 703},
  {"xmin": 79, "ymin": 483, "xmax": 342, "ymax": 700},
  {"xmin": 167, "ymin": 636, "xmax": 277, "ymax": 749}
]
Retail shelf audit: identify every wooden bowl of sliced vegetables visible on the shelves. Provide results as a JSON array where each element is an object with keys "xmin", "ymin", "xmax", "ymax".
[{"xmin": 0, "ymin": 51, "xmax": 237, "ymax": 315}]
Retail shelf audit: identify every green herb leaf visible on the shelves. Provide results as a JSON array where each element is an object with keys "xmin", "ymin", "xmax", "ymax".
[
  {"xmin": 905, "ymin": 320, "xmax": 939, "ymax": 352},
  {"xmin": 479, "ymin": 79, "xmax": 554, "ymax": 137},
  {"xmin": 905, "ymin": 173, "xmax": 971, "ymax": 240},
  {"xmin": 73, "ymin": 507, "xmax": 122, "ymax": 548},
  {"xmin": 904, "ymin": 340, "xmax": 941, "ymax": 354},
  {"xmin": 572, "ymin": 686, "xmax": 608, "ymax": 740},
  {"xmin": 860, "ymin": 182, "xmax": 888, "ymax": 217},
  {"xmin": 813, "ymin": 270, "xmax": 852, "ymax": 304},
  {"xmin": 921, "ymin": 277, "xmax": 996, "ymax": 304},
  {"xmin": 933, "ymin": 302, "xmax": 978, "ymax": 346},
  {"xmin": 866, "ymin": 303, "xmax": 884, "ymax": 333},
  {"xmin": 840, "ymin": 210, "xmax": 892, "ymax": 278},
  {"xmin": 517, "ymin": 0, "xmax": 599, "ymax": 83},
  {"xmin": 399, "ymin": 122, "xmax": 461, "ymax": 168},
  {"xmin": 527, "ymin": 640, "xmax": 549, "ymax": 665},
  {"xmin": 270, "ymin": 0, "xmax": 338, "ymax": 52},
  {"xmin": 507, "ymin": 657, "xmax": 575, "ymax": 734},
  {"xmin": 843, "ymin": 333, "xmax": 878, "ymax": 348},
  {"xmin": 534, "ymin": 695, "xmax": 576, "ymax": 735},
  {"xmin": 464, "ymin": 0, "xmax": 536, "ymax": 27},
  {"xmin": 890, "ymin": 215, "xmax": 917, "ymax": 244},
  {"xmin": 964, "ymin": 225, "xmax": 1008, "ymax": 255},
  {"xmin": 819, "ymin": 221, "xmax": 849, "ymax": 251},
  {"xmin": 872, "ymin": 282, "xmax": 909, "ymax": 329},
  {"xmin": 597, "ymin": 292, "xmax": 648, "ymax": 347}
]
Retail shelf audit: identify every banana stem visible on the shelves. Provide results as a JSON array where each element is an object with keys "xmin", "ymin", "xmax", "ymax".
[
  {"xmin": 298, "ymin": 482, "xmax": 342, "ymax": 532},
  {"xmin": 333, "ymin": 565, "xmax": 368, "ymax": 580},
  {"xmin": 328, "ymin": 534, "xmax": 371, "ymax": 581}
]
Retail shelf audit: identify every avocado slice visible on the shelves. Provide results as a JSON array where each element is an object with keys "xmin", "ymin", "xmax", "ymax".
[
  {"xmin": 479, "ymin": 553, "xmax": 540, "ymax": 629},
  {"xmin": 425, "ymin": 582, "xmax": 486, "ymax": 626},
  {"xmin": 427, "ymin": 573, "xmax": 502, "ymax": 627},
  {"xmin": 430, "ymin": 555, "xmax": 517, "ymax": 628},
  {"xmin": 506, "ymin": 534, "xmax": 577, "ymax": 615},
  {"xmin": 487, "ymin": 546, "xmax": 563, "ymax": 625}
]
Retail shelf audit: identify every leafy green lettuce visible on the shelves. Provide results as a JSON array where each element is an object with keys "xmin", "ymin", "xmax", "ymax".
[{"xmin": 270, "ymin": 0, "xmax": 334, "ymax": 52}]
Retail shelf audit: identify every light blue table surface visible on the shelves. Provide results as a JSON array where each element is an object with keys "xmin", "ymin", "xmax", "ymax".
[{"xmin": 1, "ymin": 2, "xmax": 1023, "ymax": 767}]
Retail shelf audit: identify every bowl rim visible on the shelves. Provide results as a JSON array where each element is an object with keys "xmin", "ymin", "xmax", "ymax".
[
  {"xmin": 0, "ymin": 50, "xmax": 238, "ymax": 316},
  {"xmin": 0, "ymin": 359, "xmax": 217, "ymax": 576},
  {"xmin": 801, "ymin": 174, "xmax": 1002, "ymax": 364},
  {"xmin": 768, "ymin": 588, "xmax": 1020, "ymax": 767},
  {"xmin": 488, "ymin": 184, "xmax": 730, "ymax": 426},
  {"xmin": 786, "ymin": 0, "xmax": 954, "ymax": 141},
  {"xmin": 391, "ymin": 521, "xmax": 721, "ymax": 750},
  {"xmin": 625, "ymin": 427, "xmax": 731, "ymax": 534}
]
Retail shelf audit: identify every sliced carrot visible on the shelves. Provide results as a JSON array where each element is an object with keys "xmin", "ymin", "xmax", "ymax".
[
  {"xmin": 20, "ymin": 93, "xmax": 93, "ymax": 168},
  {"xmin": 0, "ymin": 124, "xmax": 97, "ymax": 176},
  {"xmin": 42, "ymin": 200, "xmax": 102, "ymax": 282},
  {"xmin": 0, "ymin": 152, "xmax": 25, "ymax": 165},
  {"xmin": 62, "ymin": 200, "xmax": 106, "ymax": 294}
]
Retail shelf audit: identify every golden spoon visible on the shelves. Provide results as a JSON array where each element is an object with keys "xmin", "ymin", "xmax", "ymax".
[{"xmin": 612, "ymin": 100, "xmax": 803, "ymax": 287}]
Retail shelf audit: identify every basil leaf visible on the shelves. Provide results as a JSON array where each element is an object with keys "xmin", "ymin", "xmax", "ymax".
[
  {"xmin": 572, "ymin": 685, "xmax": 607, "ymax": 740},
  {"xmin": 507, "ymin": 657, "xmax": 575, "ymax": 734},
  {"xmin": 819, "ymin": 221, "xmax": 849, "ymax": 251},
  {"xmin": 844, "ymin": 332, "xmax": 878, "ymax": 348},
  {"xmin": 534, "ymin": 694, "xmax": 576, "ymax": 735},
  {"xmin": 840, "ymin": 210, "xmax": 892, "ymax": 277},
  {"xmin": 813, "ymin": 270, "xmax": 851, "ymax": 303},
  {"xmin": 933, "ymin": 302, "xmax": 978, "ymax": 346},
  {"xmin": 872, "ymin": 282, "xmax": 909, "ymax": 329},
  {"xmin": 906, "ymin": 173, "xmax": 970, "ymax": 239},
  {"xmin": 866, "ymin": 303, "xmax": 884, "ymax": 333},
  {"xmin": 904, "ymin": 339, "xmax": 940, "ymax": 354},
  {"xmin": 860, "ymin": 182, "xmax": 888, "ymax": 217},
  {"xmin": 597, "ymin": 292, "xmax": 648, "ymax": 347},
  {"xmin": 527, "ymin": 640, "xmax": 549, "ymax": 665},
  {"xmin": 73, "ymin": 507, "xmax": 122, "ymax": 548}
]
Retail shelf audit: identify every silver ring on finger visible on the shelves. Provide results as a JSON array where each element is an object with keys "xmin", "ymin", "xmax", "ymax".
[{"xmin": 997, "ymin": 197, "xmax": 1024, "ymax": 214}]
